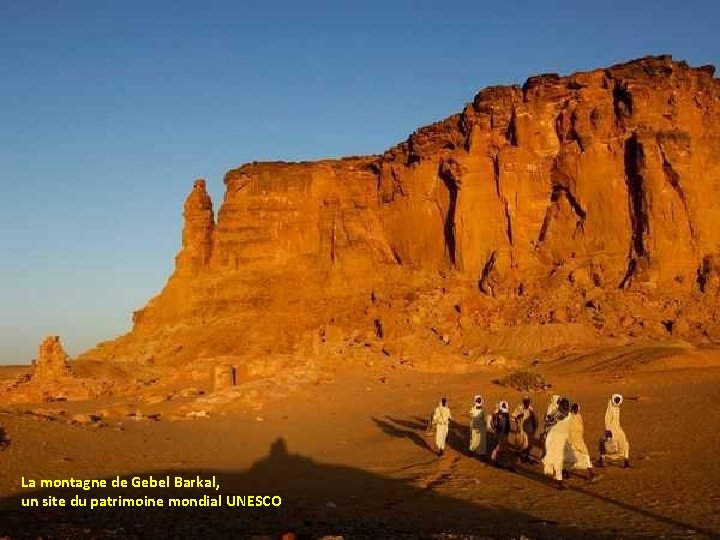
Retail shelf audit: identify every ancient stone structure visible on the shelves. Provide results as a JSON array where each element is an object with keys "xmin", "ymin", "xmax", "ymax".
[{"xmin": 212, "ymin": 364, "xmax": 236, "ymax": 391}]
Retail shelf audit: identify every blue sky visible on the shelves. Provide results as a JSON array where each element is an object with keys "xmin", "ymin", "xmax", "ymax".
[{"xmin": 1, "ymin": 0, "xmax": 718, "ymax": 364}]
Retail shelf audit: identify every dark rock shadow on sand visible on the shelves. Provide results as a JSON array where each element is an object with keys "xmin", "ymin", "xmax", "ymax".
[{"xmin": 0, "ymin": 437, "xmax": 617, "ymax": 539}]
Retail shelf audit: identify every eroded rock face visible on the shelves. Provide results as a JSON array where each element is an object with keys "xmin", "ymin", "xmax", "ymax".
[
  {"xmin": 84, "ymin": 56, "xmax": 720, "ymax": 366},
  {"xmin": 35, "ymin": 336, "xmax": 72, "ymax": 380},
  {"xmin": 376, "ymin": 55, "xmax": 720, "ymax": 295}
]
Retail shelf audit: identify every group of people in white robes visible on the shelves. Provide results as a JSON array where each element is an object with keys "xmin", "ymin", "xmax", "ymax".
[{"xmin": 429, "ymin": 392, "xmax": 630, "ymax": 489}]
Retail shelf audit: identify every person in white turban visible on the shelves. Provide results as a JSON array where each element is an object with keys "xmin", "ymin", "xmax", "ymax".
[
  {"xmin": 543, "ymin": 396, "xmax": 571, "ymax": 489},
  {"xmin": 468, "ymin": 395, "xmax": 487, "ymax": 458},
  {"xmin": 539, "ymin": 394, "xmax": 560, "ymax": 461},
  {"xmin": 490, "ymin": 401, "xmax": 515, "ymax": 471},
  {"xmin": 599, "ymin": 393, "xmax": 630, "ymax": 468},
  {"xmin": 431, "ymin": 397, "xmax": 452, "ymax": 456}
]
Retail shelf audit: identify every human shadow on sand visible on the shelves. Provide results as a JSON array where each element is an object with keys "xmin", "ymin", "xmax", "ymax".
[
  {"xmin": 507, "ymin": 463, "xmax": 720, "ymax": 538},
  {"xmin": 0, "ymin": 437, "xmax": 619, "ymax": 539},
  {"xmin": 372, "ymin": 415, "xmax": 471, "ymax": 456}
]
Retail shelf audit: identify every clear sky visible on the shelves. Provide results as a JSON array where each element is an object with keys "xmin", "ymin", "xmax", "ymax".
[{"xmin": 1, "ymin": 0, "xmax": 718, "ymax": 364}]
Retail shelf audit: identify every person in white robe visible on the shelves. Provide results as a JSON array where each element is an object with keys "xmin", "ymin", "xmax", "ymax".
[
  {"xmin": 599, "ymin": 393, "xmax": 630, "ymax": 468},
  {"xmin": 543, "ymin": 396, "xmax": 571, "ymax": 489},
  {"xmin": 431, "ymin": 397, "xmax": 452, "ymax": 456},
  {"xmin": 468, "ymin": 395, "xmax": 487, "ymax": 458}
]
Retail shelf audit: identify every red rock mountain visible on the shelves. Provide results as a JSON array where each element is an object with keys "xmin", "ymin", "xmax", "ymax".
[{"xmin": 82, "ymin": 56, "xmax": 720, "ymax": 368}]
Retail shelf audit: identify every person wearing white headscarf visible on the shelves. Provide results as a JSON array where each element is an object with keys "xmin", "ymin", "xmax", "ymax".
[
  {"xmin": 543, "ymin": 396, "xmax": 571, "ymax": 489},
  {"xmin": 566, "ymin": 402, "xmax": 598, "ymax": 481},
  {"xmin": 468, "ymin": 395, "xmax": 487, "ymax": 458},
  {"xmin": 599, "ymin": 393, "xmax": 630, "ymax": 468},
  {"xmin": 539, "ymin": 394, "xmax": 561, "ymax": 460},
  {"xmin": 431, "ymin": 397, "xmax": 452, "ymax": 456},
  {"xmin": 546, "ymin": 394, "xmax": 560, "ymax": 418}
]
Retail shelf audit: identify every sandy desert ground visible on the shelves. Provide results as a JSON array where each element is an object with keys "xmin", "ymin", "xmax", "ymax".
[{"xmin": 1, "ymin": 344, "xmax": 720, "ymax": 539}]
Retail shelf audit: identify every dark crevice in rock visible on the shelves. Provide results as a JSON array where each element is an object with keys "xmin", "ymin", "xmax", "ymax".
[
  {"xmin": 439, "ymin": 163, "xmax": 460, "ymax": 267},
  {"xmin": 658, "ymin": 144, "xmax": 697, "ymax": 247},
  {"xmin": 613, "ymin": 83, "xmax": 633, "ymax": 122},
  {"xmin": 619, "ymin": 133, "xmax": 649, "ymax": 288},
  {"xmin": 568, "ymin": 111, "xmax": 584, "ymax": 152},
  {"xmin": 537, "ymin": 207, "xmax": 554, "ymax": 245},
  {"xmin": 619, "ymin": 258, "xmax": 638, "ymax": 289},
  {"xmin": 407, "ymin": 153, "xmax": 421, "ymax": 165},
  {"xmin": 503, "ymin": 200, "xmax": 514, "ymax": 246},
  {"xmin": 696, "ymin": 255, "xmax": 713, "ymax": 293},
  {"xmin": 554, "ymin": 113, "xmax": 565, "ymax": 144},
  {"xmin": 390, "ymin": 246, "xmax": 403, "ymax": 266},
  {"xmin": 505, "ymin": 110, "xmax": 519, "ymax": 146},
  {"xmin": 555, "ymin": 110, "xmax": 584, "ymax": 152},
  {"xmin": 373, "ymin": 318, "xmax": 384, "ymax": 339},
  {"xmin": 460, "ymin": 109, "xmax": 474, "ymax": 151},
  {"xmin": 559, "ymin": 185, "xmax": 587, "ymax": 222},
  {"xmin": 492, "ymin": 154, "xmax": 501, "ymax": 197},
  {"xmin": 537, "ymin": 184, "xmax": 587, "ymax": 245},
  {"xmin": 624, "ymin": 134, "xmax": 648, "ymax": 257},
  {"xmin": 478, "ymin": 251, "xmax": 498, "ymax": 296}
]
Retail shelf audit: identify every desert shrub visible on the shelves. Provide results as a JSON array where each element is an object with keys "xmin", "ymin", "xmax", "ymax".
[{"xmin": 494, "ymin": 370, "xmax": 551, "ymax": 392}]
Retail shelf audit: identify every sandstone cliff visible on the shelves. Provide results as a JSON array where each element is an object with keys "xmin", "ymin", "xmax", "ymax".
[{"xmin": 82, "ymin": 55, "xmax": 720, "ymax": 369}]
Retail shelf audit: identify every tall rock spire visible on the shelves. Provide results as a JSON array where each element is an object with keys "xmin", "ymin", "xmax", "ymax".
[{"xmin": 175, "ymin": 179, "xmax": 214, "ymax": 274}]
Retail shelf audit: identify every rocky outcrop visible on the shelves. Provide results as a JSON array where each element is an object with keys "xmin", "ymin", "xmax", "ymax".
[
  {"xmin": 1, "ymin": 336, "xmax": 150, "ymax": 404},
  {"xmin": 82, "ymin": 55, "xmax": 720, "ymax": 367},
  {"xmin": 34, "ymin": 336, "xmax": 72, "ymax": 380}
]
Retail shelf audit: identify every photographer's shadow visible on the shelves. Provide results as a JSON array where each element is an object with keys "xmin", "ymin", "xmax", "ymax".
[{"xmin": 0, "ymin": 436, "xmax": 613, "ymax": 539}]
